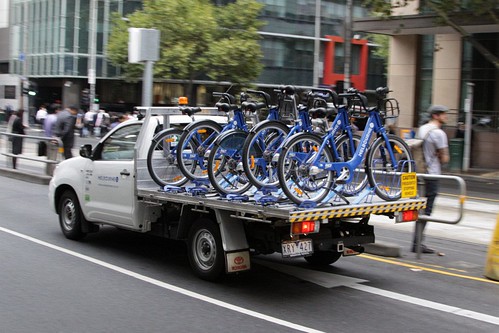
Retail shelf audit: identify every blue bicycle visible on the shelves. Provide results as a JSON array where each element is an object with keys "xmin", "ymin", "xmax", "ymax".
[
  {"xmin": 241, "ymin": 86, "xmax": 329, "ymax": 190},
  {"xmin": 242, "ymin": 86, "xmax": 367, "ymax": 196},
  {"xmin": 277, "ymin": 87, "xmax": 413, "ymax": 204},
  {"xmin": 177, "ymin": 91, "xmax": 279, "ymax": 183},
  {"xmin": 147, "ymin": 106, "xmax": 203, "ymax": 187}
]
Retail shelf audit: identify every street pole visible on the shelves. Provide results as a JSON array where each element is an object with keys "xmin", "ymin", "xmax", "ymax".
[
  {"xmin": 21, "ymin": 1, "xmax": 29, "ymax": 123},
  {"xmin": 142, "ymin": 61, "xmax": 153, "ymax": 107},
  {"xmin": 88, "ymin": 0, "xmax": 98, "ymax": 110},
  {"xmin": 343, "ymin": 0, "xmax": 353, "ymax": 91},
  {"xmin": 312, "ymin": 0, "xmax": 321, "ymax": 88},
  {"xmin": 463, "ymin": 82, "xmax": 474, "ymax": 172}
]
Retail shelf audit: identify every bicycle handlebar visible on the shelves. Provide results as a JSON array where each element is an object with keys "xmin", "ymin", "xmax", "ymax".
[
  {"xmin": 213, "ymin": 92, "xmax": 236, "ymax": 104},
  {"xmin": 246, "ymin": 89, "xmax": 272, "ymax": 107}
]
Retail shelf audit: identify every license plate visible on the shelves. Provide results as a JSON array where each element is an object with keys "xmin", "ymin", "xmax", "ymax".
[{"xmin": 281, "ymin": 239, "xmax": 313, "ymax": 258}]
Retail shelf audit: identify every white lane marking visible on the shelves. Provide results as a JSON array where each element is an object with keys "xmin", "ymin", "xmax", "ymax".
[
  {"xmin": 0, "ymin": 227, "xmax": 324, "ymax": 333},
  {"xmin": 350, "ymin": 284, "xmax": 499, "ymax": 326},
  {"xmin": 254, "ymin": 259, "xmax": 367, "ymax": 288},
  {"xmin": 256, "ymin": 258, "xmax": 499, "ymax": 327}
]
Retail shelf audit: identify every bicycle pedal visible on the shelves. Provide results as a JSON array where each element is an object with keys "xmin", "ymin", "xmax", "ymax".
[{"xmin": 336, "ymin": 169, "xmax": 350, "ymax": 184}]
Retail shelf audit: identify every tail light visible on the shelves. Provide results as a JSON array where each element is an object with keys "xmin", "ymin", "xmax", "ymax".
[{"xmin": 291, "ymin": 221, "xmax": 320, "ymax": 235}]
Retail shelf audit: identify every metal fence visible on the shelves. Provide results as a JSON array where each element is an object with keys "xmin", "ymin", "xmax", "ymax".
[{"xmin": 0, "ymin": 131, "xmax": 63, "ymax": 176}]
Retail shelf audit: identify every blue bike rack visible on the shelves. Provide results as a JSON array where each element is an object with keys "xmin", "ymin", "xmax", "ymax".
[
  {"xmin": 186, "ymin": 178, "xmax": 211, "ymax": 196},
  {"xmin": 163, "ymin": 185, "xmax": 186, "ymax": 194},
  {"xmin": 226, "ymin": 194, "xmax": 249, "ymax": 202}
]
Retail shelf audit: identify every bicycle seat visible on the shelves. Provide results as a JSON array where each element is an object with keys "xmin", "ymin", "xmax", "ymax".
[
  {"xmin": 280, "ymin": 85, "xmax": 295, "ymax": 95},
  {"xmin": 179, "ymin": 106, "xmax": 202, "ymax": 116},
  {"xmin": 215, "ymin": 102, "xmax": 238, "ymax": 112},
  {"xmin": 241, "ymin": 101, "xmax": 266, "ymax": 113},
  {"xmin": 309, "ymin": 106, "xmax": 336, "ymax": 118}
]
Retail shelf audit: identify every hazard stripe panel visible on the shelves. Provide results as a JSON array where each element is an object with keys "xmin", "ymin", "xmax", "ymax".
[{"xmin": 289, "ymin": 201, "xmax": 427, "ymax": 222}]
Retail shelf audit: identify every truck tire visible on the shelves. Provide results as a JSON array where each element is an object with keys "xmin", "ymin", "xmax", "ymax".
[
  {"xmin": 305, "ymin": 251, "xmax": 341, "ymax": 266},
  {"xmin": 58, "ymin": 190, "xmax": 87, "ymax": 240},
  {"xmin": 187, "ymin": 219, "xmax": 225, "ymax": 281}
]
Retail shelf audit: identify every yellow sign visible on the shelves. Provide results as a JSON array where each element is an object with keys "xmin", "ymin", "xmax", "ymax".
[{"xmin": 401, "ymin": 172, "xmax": 417, "ymax": 198}]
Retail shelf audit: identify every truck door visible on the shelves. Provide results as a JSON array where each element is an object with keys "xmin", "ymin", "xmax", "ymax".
[{"xmin": 84, "ymin": 123, "xmax": 142, "ymax": 226}]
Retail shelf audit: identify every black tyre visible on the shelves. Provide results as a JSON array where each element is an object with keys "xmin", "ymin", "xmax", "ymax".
[
  {"xmin": 58, "ymin": 190, "xmax": 87, "ymax": 240},
  {"xmin": 187, "ymin": 219, "xmax": 225, "ymax": 281},
  {"xmin": 366, "ymin": 134, "xmax": 414, "ymax": 201},
  {"xmin": 147, "ymin": 128, "xmax": 188, "ymax": 187},
  {"xmin": 242, "ymin": 121, "xmax": 290, "ymax": 189},
  {"xmin": 177, "ymin": 120, "xmax": 223, "ymax": 181},
  {"xmin": 207, "ymin": 130, "xmax": 252, "ymax": 195},
  {"xmin": 304, "ymin": 251, "xmax": 342, "ymax": 266},
  {"xmin": 277, "ymin": 133, "xmax": 335, "ymax": 205}
]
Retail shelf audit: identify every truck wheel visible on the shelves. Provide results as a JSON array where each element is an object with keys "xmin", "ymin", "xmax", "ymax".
[
  {"xmin": 305, "ymin": 251, "xmax": 342, "ymax": 266},
  {"xmin": 58, "ymin": 190, "xmax": 87, "ymax": 240},
  {"xmin": 187, "ymin": 219, "xmax": 225, "ymax": 281}
]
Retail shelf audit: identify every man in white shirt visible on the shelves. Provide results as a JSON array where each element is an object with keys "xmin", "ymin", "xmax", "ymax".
[
  {"xmin": 413, "ymin": 105, "xmax": 450, "ymax": 254},
  {"xmin": 35, "ymin": 104, "xmax": 47, "ymax": 127}
]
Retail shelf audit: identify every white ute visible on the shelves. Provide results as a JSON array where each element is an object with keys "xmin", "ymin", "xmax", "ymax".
[{"xmin": 49, "ymin": 107, "xmax": 426, "ymax": 281}]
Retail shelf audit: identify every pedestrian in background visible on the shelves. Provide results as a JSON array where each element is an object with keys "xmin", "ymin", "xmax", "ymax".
[
  {"xmin": 35, "ymin": 104, "xmax": 47, "ymax": 127},
  {"xmin": 9, "ymin": 109, "xmax": 28, "ymax": 169},
  {"xmin": 44, "ymin": 104, "xmax": 61, "ymax": 138},
  {"xmin": 412, "ymin": 105, "xmax": 450, "ymax": 254},
  {"xmin": 53, "ymin": 105, "xmax": 78, "ymax": 159}
]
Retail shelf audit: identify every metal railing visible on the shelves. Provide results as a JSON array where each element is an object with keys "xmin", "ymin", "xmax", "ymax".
[
  {"xmin": 414, "ymin": 173, "xmax": 467, "ymax": 258},
  {"xmin": 0, "ymin": 131, "xmax": 63, "ymax": 176}
]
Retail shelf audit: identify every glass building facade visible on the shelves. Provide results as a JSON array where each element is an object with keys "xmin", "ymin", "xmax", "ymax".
[
  {"xmin": 10, "ymin": 0, "xmax": 142, "ymax": 78},
  {"xmin": 8, "ymin": 0, "xmax": 375, "ymax": 107}
]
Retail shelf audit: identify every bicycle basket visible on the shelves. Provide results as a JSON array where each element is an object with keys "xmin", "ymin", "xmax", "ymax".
[{"xmin": 381, "ymin": 98, "xmax": 400, "ymax": 120}]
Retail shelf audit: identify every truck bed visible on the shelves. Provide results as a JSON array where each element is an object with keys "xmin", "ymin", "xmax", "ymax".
[{"xmin": 137, "ymin": 187, "xmax": 426, "ymax": 223}]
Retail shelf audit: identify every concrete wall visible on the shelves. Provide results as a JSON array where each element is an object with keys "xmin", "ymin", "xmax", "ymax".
[
  {"xmin": 388, "ymin": 35, "xmax": 418, "ymax": 129},
  {"xmin": 432, "ymin": 34, "xmax": 462, "ymax": 112}
]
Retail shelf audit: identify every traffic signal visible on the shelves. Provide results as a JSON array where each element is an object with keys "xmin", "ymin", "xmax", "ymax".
[
  {"xmin": 81, "ymin": 89, "xmax": 90, "ymax": 106},
  {"xmin": 22, "ymin": 81, "xmax": 38, "ymax": 96},
  {"xmin": 94, "ymin": 95, "xmax": 100, "ymax": 103},
  {"xmin": 28, "ymin": 85, "xmax": 37, "ymax": 96}
]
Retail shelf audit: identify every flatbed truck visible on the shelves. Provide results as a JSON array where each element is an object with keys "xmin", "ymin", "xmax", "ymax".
[{"xmin": 49, "ymin": 107, "xmax": 426, "ymax": 281}]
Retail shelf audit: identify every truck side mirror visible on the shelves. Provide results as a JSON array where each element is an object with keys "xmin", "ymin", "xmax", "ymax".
[{"xmin": 80, "ymin": 144, "xmax": 93, "ymax": 158}]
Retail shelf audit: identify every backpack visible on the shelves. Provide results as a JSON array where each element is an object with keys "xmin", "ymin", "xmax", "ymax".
[{"xmin": 406, "ymin": 129, "xmax": 435, "ymax": 173}]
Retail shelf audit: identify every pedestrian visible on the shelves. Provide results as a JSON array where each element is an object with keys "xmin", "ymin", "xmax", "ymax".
[
  {"xmin": 93, "ymin": 109, "xmax": 110, "ymax": 137},
  {"xmin": 9, "ymin": 109, "xmax": 28, "ymax": 169},
  {"xmin": 412, "ymin": 105, "xmax": 450, "ymax": 254},
  {"xmin": 44, "ymin": 104, "xmax": 61, "ymax": 138},
  {"xmin": 84, "ymin": 109, "xmax": 96, "ymax": 136},
  {"xmin": 53, "ymin": 105, "xmax": 78, "ymax": 159},
  {"xmin": 36, "ymin": 104, "xmax": 48, "ymax": 127}
]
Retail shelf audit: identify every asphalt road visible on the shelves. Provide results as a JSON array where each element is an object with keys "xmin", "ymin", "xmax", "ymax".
[{"xmin": 1, "ymin": 176, "xmax": 498, "ymax": 333}]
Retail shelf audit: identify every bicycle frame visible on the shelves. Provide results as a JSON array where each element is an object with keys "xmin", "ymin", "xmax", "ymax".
[
  {"xmin": 307, "ymin": 108, "xmax": 396, "ymax": 183},
  {"xmin": 183, "ymin": 104, "xmax": 280, "ymax": 173}
]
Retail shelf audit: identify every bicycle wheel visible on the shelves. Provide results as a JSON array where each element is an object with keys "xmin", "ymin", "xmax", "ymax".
[
  {"xmin": 334, "ymin": 134, "xmax": 368, "ymax": 196},
  {"xmin": 277, "ymin": 133, "xmax": 335, "ymax": 205},
  {"xmin": 177, "ymin": 120, "xmax": 223, "ymax": 181},
  {"xmin": 147, "ymin": 128, "xmax": 188, "ymax": 187},
  {"xmin": 242, "ymin": 121, "xmax": 290, "ymax": 189},
  {"xmin": 366, "ymin": 134, "xmax": 414, "ymax": 201},
  {"xmin": 207, "ymin": 130, "xmax": 252, "ymax": 195}
]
